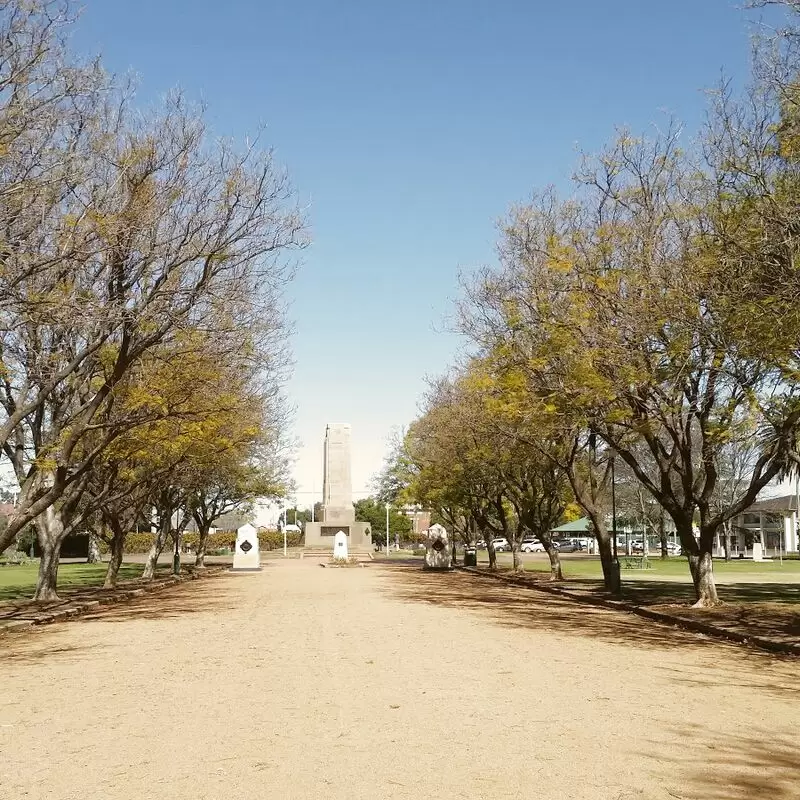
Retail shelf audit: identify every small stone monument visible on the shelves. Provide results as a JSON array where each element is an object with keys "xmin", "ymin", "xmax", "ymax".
[
  {"xmin": 333, "ymin": 530, "xmax": 348, "ymax": 561},
  {"xmin": 232, "ymin": 523, "xmax": 261, "ymax": 571},
  {"xmin": 752, "ymin": 541, "xmax": 764, "ymax": 562},
  {"xmin": 424, "ymin": 523, "xmax": 452, "ymax": 570}
]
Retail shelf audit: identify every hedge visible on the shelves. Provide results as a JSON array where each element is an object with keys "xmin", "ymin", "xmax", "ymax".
[{"xmin": 97, "ymin": 529, "xmax": 303, "ymax": 554}]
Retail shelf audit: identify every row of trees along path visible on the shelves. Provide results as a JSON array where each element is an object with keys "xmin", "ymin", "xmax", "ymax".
[{"xmin": 0, "ymin": 1, "xmax": 303, "ymax": 599}]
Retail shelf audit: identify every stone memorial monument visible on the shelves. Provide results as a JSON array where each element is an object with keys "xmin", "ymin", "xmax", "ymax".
[
  {"xmin": 424, "ymin": 523, "xmax": 452, "ymax": 570},
  {"xmin": 232, "ymin": 522, "xmax": 261, "ymax": 571},
  {"xmin": 304, "ymin": 423, "xmax": 372, "ymax": 552},
  {"xmin": 752, "ymin": 541, "xmax": 764, "ymax": 562},
  {"xmin": 333, "ymin": 530, "xmax": 349, "ymax": 561}
]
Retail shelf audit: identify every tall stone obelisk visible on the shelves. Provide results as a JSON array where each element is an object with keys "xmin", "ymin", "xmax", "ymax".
[
  {"xmin": 321, "ymin": 423, "xmax": 355, "ymax": 523},
  {"xmin": 303, "ymin": 424, "xmax": 372, "ymax": 551}
]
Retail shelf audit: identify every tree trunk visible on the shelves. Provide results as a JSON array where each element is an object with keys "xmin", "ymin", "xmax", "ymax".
[
  {"xmin": 591, "ymin": 516, "xmax": 620, "ymax": 595},
  {"xmin": 659, "ymin": 512, "xmax": 668, "ymax": 560},
  {"xmin": 688, "ymin": 528, "xmax": 720, "ymax": 607},
  {"xmin": 142, "ymin": 515, "xmax": 171, "ymax": 580},
  {"xmin": 723, "ymin": 521, "xmax": 732, "ymax": 562},
  {"xmin": 545, "ymin": 544, "xmax": 563, "ymax": 581},
  {"xmin": 33, "ymin": 508, "xmax": 66, "ymax": 601},
  {"xmin": 687, "ymin": 549, "xmax": 719, "ymax": 607},
  {"xmin": 597, "ymin": 535, "xmax": 620, "ymax": 596},
  {"xmin": 510, "ymin": 540, "xmax": 522, "ymax": 573},
  {"xmin": 484, "ymin": 535, "xmax": 497, "ymax": 570},
  {"xmin": 195, "ymin": 522, "xmax": 211, "ymax": 568},
  {"xmin": 104, "ymin": 528, "xmax": 125, "ymax": 588},
  {"xmin": 34, "ymin": 540, "xmax": 61, "ymax": 601},
  {"xmin": 87, "ymin": 532, "xmax": 102, "ymax": 564}
]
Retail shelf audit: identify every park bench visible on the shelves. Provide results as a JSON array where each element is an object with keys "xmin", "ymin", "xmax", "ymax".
[{"xmin": 620, "ymin": 555, "xmax": 652, "ymax": 570}]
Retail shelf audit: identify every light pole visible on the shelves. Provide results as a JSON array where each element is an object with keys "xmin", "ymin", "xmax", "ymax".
[
  {"xmin": 172, "ymin": 509, "xmax": 180, "ymax": 575},
  {"xmin": 282, "ymin": 501, "xmax": 287, "ymax": 558},
  {"xmin": 385, "ymin": 503, "xmax": 390, "ymax": 555}
]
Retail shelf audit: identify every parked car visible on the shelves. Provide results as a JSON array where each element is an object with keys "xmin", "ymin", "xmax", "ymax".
[
  {"xmin": 566, "ymin": 538, "xmax": 586, "ymax": 551},
  {"xmin": 554, "ymin": 540, "xmax": 579, "ymax": 553},
  {"xmin": 665, "ymin": 541, "xmax": 682, "ymax": 556},
  {"xmin": 491, "ymin": 538, "xmax": 510, "ymax": 552},
  {"xmin": 570, "ymin": 538, "xmax": 591, "ymax": 550},
  {"xmin": 521, "ymin": 538, "xmax": 545, "ymax": 553},
  {"xmin": 630, "ymin": 539, "xmax": 646, "ymax": 553},
  {"xmin": 284, "ymin": 524, "xmax": 302, "ymax": 534}
]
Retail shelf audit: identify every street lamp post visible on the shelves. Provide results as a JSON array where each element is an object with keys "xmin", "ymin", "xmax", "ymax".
[
  {"xmin": 171, "ymin": 508, "xmax": 181, "ymax": 575},
  {"xmin": 385, "ymin": 503, "xmax": 390, "ymax": 555},
  {"xmin": 173, "ymin": 528, "xmax": 180, "ymax": 575}
]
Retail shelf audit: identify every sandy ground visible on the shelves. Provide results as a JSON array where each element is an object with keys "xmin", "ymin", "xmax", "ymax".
[{"xmin": 1, "ymin": 561, "xmax": 798, "ymax": 800}]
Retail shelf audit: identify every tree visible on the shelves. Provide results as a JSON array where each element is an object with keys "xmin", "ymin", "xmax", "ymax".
[
  {"xmin": 191, "ymin": 464, "xmax": 286, "ymax": 568},
  {"xmin": 293, "ymin": 503, "xmax": 323, "ymax": 528},
  {"xmin": 0, "ymin": 22, "xmax": 304, "ymax": 598},
  {"xmin": 460, "ymin": 105, "xmax": 800, "ymax": 606},
  {"xmin": 405, "ymin": 377, "xmax": 506, "ymax": 569},
  {"xmin": 353, "ymin": 498, "xmax": 410, "ymax": 546},
  {"xmin": 372, "ymin": 428, "xmax": 413, "ymax": 505}
]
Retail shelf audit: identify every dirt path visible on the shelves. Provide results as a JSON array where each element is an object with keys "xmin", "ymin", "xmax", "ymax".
[{"xmin": 1, "ymin": 561, "xmax": 798, "ymax": 800}]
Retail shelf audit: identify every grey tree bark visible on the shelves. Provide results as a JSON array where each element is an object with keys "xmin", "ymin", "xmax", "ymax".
[
  {"xmin": 104, "ymin": 528, "xmax": 126, "ymax": 589},
  {"xmin": 87, "ymin": 532, "xmax": 102, "ymax": 564},
  {"xmin": 194, "ymin": 523, "xmax": 211, "ymax": 568},
  {"xmin": 142, "ymin": 514, "xmax": 172, "ymax": 581},
  {"xmin": 32, "ymin": 506, "xmax": 66, "ymax": 601},
  {"xmin": 545, "ymin": 543, "xmax": 563, "ymax": 581}
]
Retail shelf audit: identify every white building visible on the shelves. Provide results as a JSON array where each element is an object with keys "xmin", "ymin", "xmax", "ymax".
[{"xmin": 734, "ymin": 494, "xmax": 799, "ymax": 556}]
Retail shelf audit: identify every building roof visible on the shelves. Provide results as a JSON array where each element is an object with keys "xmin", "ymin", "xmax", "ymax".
[
  {"xmin": 746, "ymin": 494, "xmax": 798, "ymax": 513},
  {"xmin": 551, "ymin": 517, "xmax": 591, "ymax": 533}
]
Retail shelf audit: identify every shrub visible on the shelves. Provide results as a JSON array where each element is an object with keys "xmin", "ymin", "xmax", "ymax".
[
  {"xmin": 94, "ymin": 527, "xmax": 304, "ymax": 554},
  {"xmin": 89, "ymin": 528, "xmax": 303, "ymax": 555},
  {"xmin": 259, "ymin": 529, "xmax": 302, "ymax": 550}
]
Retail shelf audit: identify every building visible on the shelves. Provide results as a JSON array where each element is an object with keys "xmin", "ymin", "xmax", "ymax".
[
  {"xmin": 733, "ymin": 494, "xmax": 799, "ymax": 556},
  {"xmin": 401, "ymin": 506, "xmax": 431, "ymax": 536}
]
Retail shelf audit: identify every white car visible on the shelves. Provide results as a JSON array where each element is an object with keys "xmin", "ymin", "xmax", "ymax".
[
  {"xmin": 491, "ymin": 538, "xmax": 510, "ymax": 551},
  {"xmin": 521, "ymin": 539, "xmax": 545, "ymax": 553}
]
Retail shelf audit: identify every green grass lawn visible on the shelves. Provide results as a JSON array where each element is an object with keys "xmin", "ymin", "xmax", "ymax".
[
  {"xmin": 0, "ymin": 562, "xmax": 168, "ymax": 603},
  {"xmin": 472, "ymin": 551, "xmax": 800, "ymax": 607},
  {"xmin": 479, "ymin": 551, "xmax": 800, "ymax": 583}
]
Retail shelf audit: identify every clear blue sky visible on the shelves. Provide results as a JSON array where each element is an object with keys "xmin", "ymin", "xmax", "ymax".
[{"xmin": 72, "ymin": 0, "xmax": 768, "ymax": 504}]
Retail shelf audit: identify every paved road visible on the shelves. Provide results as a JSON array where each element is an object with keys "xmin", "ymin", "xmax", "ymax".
[{"xmin": 1, "ymin": 561, "xmax": 798, "ymax": 799}]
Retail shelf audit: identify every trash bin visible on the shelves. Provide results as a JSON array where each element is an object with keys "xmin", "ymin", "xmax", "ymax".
[{"xmin": 463, "ymin": 547, "xmax": 477, "ymax": 567}]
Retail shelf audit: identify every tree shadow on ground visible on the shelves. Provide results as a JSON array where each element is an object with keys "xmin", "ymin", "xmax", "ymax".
[
  {"xmin": 377, "ymin": 564, "xmax": 799, "ymax": 695},
  {"xmin": 0, "ymin": 575, "xmax": 240, "ymax": 663},
  {"xmin": 620, "ymin": 579, "xmax": 800, "ymax": 606},
  {"xmin": 651, "ymin": 725, "xmax": 799, "ymax": 800},
  {"xmin": 0, "ymin": 639, "xmax": 101, "ymax": 665},
  {"xmin": 616, "ymin": 581, "xmax": 800, "ymax": 644},
  {"xmin": 77, "ymin": 575, "xmax": 241, "ymax": 624}
]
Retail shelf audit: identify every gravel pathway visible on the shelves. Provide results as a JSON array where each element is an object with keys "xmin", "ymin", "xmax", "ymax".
[{"xmin": 1, "ymin": 560, "xmax": 798, "ymax": 799}]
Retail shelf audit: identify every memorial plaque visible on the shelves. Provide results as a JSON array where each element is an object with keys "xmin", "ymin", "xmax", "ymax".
[
  {"xmin": 232, "ymin": 523, "xmax": 261, "ymax": 571},
  {"xmin": 321, "ymin": 525, "xmax": 349, "ymax": 537}
]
